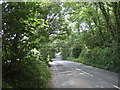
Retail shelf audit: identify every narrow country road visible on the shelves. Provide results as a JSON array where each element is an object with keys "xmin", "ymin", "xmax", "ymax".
[{"xmin": 49, "ymin": 56, "xmax": 119, "ymax": 89}]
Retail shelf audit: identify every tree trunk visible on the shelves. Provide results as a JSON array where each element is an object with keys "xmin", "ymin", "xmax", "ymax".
[{"xmin": 98, "ymin": 2, "xmax": 115, "ymax": 40}]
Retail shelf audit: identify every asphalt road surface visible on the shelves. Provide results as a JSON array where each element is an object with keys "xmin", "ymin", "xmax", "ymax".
[{"xmin": 49, "ymin": 56, "xmax": 119, "ymax": 89}]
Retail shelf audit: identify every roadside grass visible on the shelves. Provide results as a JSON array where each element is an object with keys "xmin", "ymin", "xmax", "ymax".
[{"xmin": 67, "ymin": 57, "xmax": 119, "ymax": 73}]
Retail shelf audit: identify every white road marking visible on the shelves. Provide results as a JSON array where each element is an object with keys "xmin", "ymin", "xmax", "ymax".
[
  {"xmin": 113, "ymin": 85, "xmax": 120, "ymax": 89},
  {"xmin": 76, "ymin": 68, "xmax": 81, "ymax": 71},
  {"xmin": 62, "ymin": 71, "xmax": 71, "ymax": 74},
  {"xmin": 81, "ymin": 71, "xmax": 94, "ymax": 77},
  {"xmin": 76, "ymin": 68, "xmax": 94, "ymax": 77}
]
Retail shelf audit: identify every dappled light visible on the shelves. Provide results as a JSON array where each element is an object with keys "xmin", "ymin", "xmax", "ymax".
[
  {"xmin": 50, "ymin": 57, "xmax": 118, "ymax": 88},
  {"xmin": 2, "ymin": 2, "xmax": 119, "ymax": 88}
]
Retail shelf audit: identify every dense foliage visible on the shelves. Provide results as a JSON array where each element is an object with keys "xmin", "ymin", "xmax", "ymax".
[
  {"xmin": 2, "ymin": 2, "xmax": 63, "ymax": 88},
  {"xmin": 60, "ymin": 2, "xmax": 120, "ymax": 72},
  {"xmin": 2, "ymin": 2, "xmax": 120, "ymax": 88}
]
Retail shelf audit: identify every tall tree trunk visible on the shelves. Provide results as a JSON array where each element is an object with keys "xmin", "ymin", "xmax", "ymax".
[
  {"xmin": 98, "ymin": 2, "xmax": 115, "ymax": 40},
  {"xmin": 88, "ymin": 11, "xmax": 105, "ymax": 46},
  {"xmin": 112, "ymin": 2, "xmax": 120, "ymax": 42}
]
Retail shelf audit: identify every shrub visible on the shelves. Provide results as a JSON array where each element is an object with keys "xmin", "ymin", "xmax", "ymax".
[
  {"xmin": 2, "ymin": 51, "xmax": 51, "ymax": 88},
  {"xmin": 67, "ymin": 45, "xmax": 119, "ymax": 73}
]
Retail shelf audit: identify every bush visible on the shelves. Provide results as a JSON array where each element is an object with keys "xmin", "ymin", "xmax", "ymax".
[
  {"xmin": 61, "ymin": 48, "xmax": 70, "ymax": 60},
  {"xmin": 2, "ymin": 51, "xmax": 51, "ymax": 88},
  {"xmin": 72, "ymin": 45, "xmax": 81, "ymax": 58},
  {"xmin": 67, "ymin": 45, "xmax": 119, "ymax": 73}
]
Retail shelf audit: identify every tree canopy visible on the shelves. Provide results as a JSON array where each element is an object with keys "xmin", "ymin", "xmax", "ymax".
[{"xmin": 2, "ymin": 2, "xmax": 120, "ymax": 88}]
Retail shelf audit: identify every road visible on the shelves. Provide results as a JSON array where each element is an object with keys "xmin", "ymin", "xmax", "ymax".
[{"xmin": 49, "ymin": 56, "xmax": 119, "ymax": 89}]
